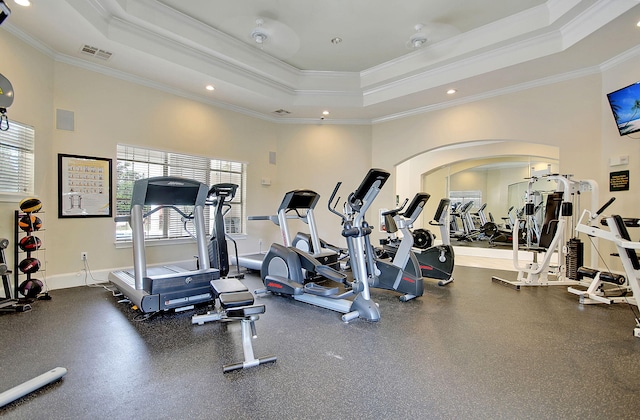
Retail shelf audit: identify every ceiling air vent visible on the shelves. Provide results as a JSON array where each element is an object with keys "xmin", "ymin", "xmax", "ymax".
[
  {"xmin": 272, "ymin": 109, "xmax": 291, "ymax": 115},
  {"xmin": 80, "ymin": 44, "xmax": 113, "ymax": 61}
]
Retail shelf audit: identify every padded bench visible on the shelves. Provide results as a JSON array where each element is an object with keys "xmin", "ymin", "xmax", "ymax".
[{"xmin": 192, "ymin": 278, "xmax": 276, "ymax": 373}]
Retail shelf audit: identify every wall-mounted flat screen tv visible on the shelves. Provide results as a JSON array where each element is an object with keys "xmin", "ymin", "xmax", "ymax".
[{"xmin": 607, "ymin": 81, "xmax": 640, "ymax": 136}]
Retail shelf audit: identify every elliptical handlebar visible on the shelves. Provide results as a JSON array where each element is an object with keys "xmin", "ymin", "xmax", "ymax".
[{"xmin": 328, "ymin": 182, "xmax": 347, "ymax": 222}]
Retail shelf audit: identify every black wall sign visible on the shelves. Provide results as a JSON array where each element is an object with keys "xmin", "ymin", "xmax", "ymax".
[{"xmin": 610, "ymin": 170, "xmax": 630, "ymax": 192}]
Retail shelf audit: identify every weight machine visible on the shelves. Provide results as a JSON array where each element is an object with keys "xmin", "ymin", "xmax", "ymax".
[
  {"xmin": 574, "ymin": 198, "xmax": 640, "ymax": 338},
  {"xmin": 492, "ymin": 174, "xmax": 598, "ymax": 289}
]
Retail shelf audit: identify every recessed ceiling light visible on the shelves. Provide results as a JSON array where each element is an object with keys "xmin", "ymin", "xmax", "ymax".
[
  {"xmin": 637, "ymin": 20, "xmax": 640, "ymax": 27},
  {"xmin": 447, "ymin": 89, "xmax": 457, "ymax": 95},
  {"xmin": 205, "ymin": 85, "xmax": 215, "ymax": 91},
  {"xmin": 14, "ymin": 0, "xmax": 31, "ymax": 6},
  {"xmin": 322, "ymin": 110, "xmax": 330, "ymax": 115}
]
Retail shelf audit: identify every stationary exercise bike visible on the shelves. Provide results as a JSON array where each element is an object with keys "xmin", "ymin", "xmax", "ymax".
[
  {"xmin": 259, "ymin": 169, "xmax": 390, "ymax": 322},
  {"xmin": 329, "ymin": 186, "xmax": 426, "ymax": 302},
  {"xmin": 382, "ymin": 198, "xmax": 455, "ymax": 286}
]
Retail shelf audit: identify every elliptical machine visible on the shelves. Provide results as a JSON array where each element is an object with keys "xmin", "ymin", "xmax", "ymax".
[
  {"xmin": 329, "ymin": 185, "xmax": 426, "ymax": 302},
  {"xmin": 259, "ymin": 169, "xmax": 389, "ymax": 322},
  {"xmin": 205, "ymin": 183, "xmax": 244, "ymax": 279}
]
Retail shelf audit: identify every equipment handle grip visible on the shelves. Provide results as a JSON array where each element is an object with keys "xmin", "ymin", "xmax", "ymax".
[
  {"xmin": 328, "ymin": 182, "xmax": 346, "ymax": 220},
  {"xmin": 382, "ymin": 198, "xmax": 408, "ymax": 216},
  {"xmin": 594, "ymin": 197, "xmax": 616, "ymax": 217},
  {"xmin": 329, "ymin": 182, "xmax": 342, "ymax": 203},
  {"xmin": 342, "ymin": 226, "xmax": 372, "ymax": 237}
]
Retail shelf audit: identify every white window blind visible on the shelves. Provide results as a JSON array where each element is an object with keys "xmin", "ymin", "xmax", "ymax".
[
  {"xmin": 116, "ymin": 144, "xmax": 246, "ymax": 242},
  {"xmin": 0, "ymin": 120, "xmax": 35, "ymax": 195}
]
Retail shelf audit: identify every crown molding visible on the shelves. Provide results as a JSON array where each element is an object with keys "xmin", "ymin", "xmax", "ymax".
[
  {"xmin": 4, "ymin": 0, "xmax": 640, "ymax": 126},
  {"xmin": 372, "ymin": 65, "xmax": 601, "ymax": 124},
  {"xmin": 600, "ymin": 43, "xmax": 640, "ymax": 72},
  {"xmin": 2, "ymin": 23, "xmax": 57, "ymax": 58}
]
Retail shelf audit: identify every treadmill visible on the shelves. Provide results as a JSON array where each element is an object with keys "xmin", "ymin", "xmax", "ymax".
[
  {"xmin": 109, "ymin": 176, "xmax": 220, "ymax": 313},
  {"xmin": 235, "ymin": 191, "xmax": 338, "ymax": 271}
]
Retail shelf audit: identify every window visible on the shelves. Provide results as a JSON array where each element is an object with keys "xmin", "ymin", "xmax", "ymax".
[
  {"xmin": 0, "ymin": 120, "xmax": 35, "ymax": 196},
  {"xmin": 449, "ymin": 190, "xmax": 482, "ymax": 210},
  {"xmin": 115, "ymin": 144, "xmax": 246, "ymax": 242}
]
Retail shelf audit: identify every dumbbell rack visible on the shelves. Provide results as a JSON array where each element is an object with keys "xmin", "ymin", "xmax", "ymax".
[{"xmin": 13, "ymin": 209, "xmax": 47, "ymax": 303}]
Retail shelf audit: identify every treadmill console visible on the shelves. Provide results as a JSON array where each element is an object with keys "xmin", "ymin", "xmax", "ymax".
[{"xmin": 132, "ymin": 176, "xmax": 208, "ymax": 207}]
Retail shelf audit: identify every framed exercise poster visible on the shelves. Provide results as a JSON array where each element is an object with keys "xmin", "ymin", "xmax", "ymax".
[{"xmin": 58, "ymin": 154, "xmax": 112, "ymax": 218}]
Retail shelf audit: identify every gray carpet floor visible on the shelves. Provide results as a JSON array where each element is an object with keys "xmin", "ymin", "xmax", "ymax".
[{"xmin": 1, "ymin": 265, "xmax": 640, "ymax": 419}]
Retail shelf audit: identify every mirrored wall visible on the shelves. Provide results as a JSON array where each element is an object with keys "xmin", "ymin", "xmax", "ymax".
[
  {"xmin": 395, "ymin": 140, "xmax": 560, "ymax": 251},
  {"xmin": 423, "ymin": 156, "xmax": 559, "ymax": 247}
]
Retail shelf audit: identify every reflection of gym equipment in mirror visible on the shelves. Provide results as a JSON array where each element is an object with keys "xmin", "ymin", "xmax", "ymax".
[
  {"xmin": 422, "ymin": 155, "xmax": 560, "ymax": 252},
  {"xmin": 109, "ymin": 176, "xmax": 220, "ymax": 313},
  {"xmin": 449, "ymin": 201, "xmax": 474, "ymax": 240}
]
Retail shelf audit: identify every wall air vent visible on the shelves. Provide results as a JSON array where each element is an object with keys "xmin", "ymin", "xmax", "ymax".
[
  {"xmin": 80, "ymin": 44, "xmax": 113, "ymax": 60},
  {"xmin": 273, "ymin": 109, "xmax": 291, "ymax": 115}
]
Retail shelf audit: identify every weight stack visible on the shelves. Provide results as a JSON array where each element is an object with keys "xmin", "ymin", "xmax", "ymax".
[{"xmin": 566, "ymin": 238, "xmax": 584, "ymax": 280}]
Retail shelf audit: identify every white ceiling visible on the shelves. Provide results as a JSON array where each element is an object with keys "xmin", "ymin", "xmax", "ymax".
[{"xmin": 3, "ymin": 0, "xmax": 640, "ymax": 123}]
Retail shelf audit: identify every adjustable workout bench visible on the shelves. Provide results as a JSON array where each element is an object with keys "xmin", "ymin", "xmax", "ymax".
[{"xmin": 192, "ymin": 278, "xmax": 276, "ymax": 373}]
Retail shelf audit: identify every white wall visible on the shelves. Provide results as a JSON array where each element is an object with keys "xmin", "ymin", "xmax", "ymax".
[
  {"xmin": 375, "ymin": 68, "xmax": 639, "ymax": 268},
  {"xmin": 47, "ymin": 61, "xmax": 284, "ymax": 276},
  {"xmin": 3, "ymin": 26, "xmax": 640, "ymax": 288},
  {"xmin": 600, "ymin": 58, "xmax": 640, "ymax": 220},
  {"xmin": 274, "ymin": 124, "xmax": 373, "ymax": 245},
  {"xmin": 374, "ymin": 75, "xmax": 602, "ymax": 190},
  {"xmin": 0, "ymin": 30, "xmax": 54, "ymax": 285},
  {"xmin": 595, "ymin": 56, "xmax": 640, "ymax": 269},
  {"xmin": 0, "ymin": 30, "xmax": 372, "ymax": 289}
]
